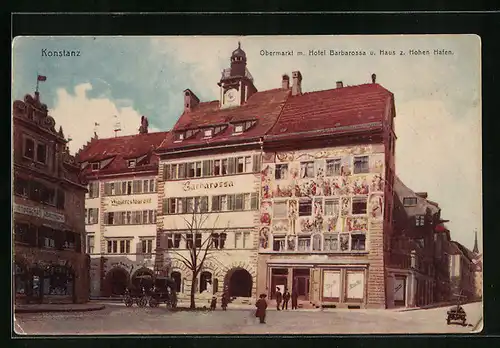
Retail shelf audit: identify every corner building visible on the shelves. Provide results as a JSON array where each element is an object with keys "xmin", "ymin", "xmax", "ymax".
[
  {"xmin": 13, "ymin": 92, "xmax": 89, "ymax": 304},
  {"xmin": 76, "ymin": 121, "xmax": 167, "ymax": 297}
]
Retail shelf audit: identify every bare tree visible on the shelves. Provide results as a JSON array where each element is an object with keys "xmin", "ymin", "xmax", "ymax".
[{"xmin": 164, "ymin": 203, "xmax": 228, "ymax": 309}]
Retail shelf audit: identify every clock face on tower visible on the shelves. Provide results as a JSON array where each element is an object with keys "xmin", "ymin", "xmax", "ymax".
[{"xmin": 224, "ymin": 88, "xmax": 238, "ymax": 106}]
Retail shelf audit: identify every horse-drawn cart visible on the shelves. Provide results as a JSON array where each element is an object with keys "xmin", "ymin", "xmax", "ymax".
[
  {"xmin": 148, "ymin": 276, "xmax": 178, "ymax": 309},
  {"xmin": 446, "ymin": 294, "xmax": 468, "ymax": 326}
]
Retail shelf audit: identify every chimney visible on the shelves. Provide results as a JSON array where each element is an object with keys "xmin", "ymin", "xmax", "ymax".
[
  {"xmin": 282, "ymin": 74, "xmax": 290, "ymax": 90},
  {"xmin": 291, "ymin": 71, "xmax": 302, "ymax": 96},
  {"xmin": 336, "ymin": 81, "xmax": 343, "ymax": 88},
  {"xmin": 371, "ymin": 73, "xmax": 377, "ymax": 84},
  {"xmin": 139, "ymin": 116, "xmax": 149, "ymax": 134},
  {"xmin": 183, "ymin": 89, "xmax": 200, "ymax": 112}
]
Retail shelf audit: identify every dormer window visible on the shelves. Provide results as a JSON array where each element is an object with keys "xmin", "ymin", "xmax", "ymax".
[
  {"xmin": 127, "ymin": 159, "xmax": 136, "ymax": 168},
  {"xmin": 204, "ymin": 129, "xmax": 213, "ymax": 138},
  {"xmin": 403, "ymin": 197, "xmax": 417, "ymax": 207},
  {"xmin": 175, "ymin": 132, "xmax": 185, "ymax": 141},
  {"xmin": 233, "ymin": 120, "xmax": 257, "ymax": 135},
  {"xmin": 234, "ymin": 124, "xmax": 244, "ymax": 134},
  {"xmin": 91, "ymin": 162, "xmax": 100, "ymax": 171},
  {"xmin": 214, "ymin": 125, "xmax": 227, "ymax": 135}
]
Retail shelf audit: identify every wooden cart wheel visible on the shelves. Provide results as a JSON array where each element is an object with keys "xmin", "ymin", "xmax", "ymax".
[
  {"xmin": 149, "ymin": 297, "xmax": 159, "ymax": 308},
  {"xmin": 124, "ymin": 297, "xmax": 133, "ymax": 307},
  {"xmin": 138, "ymin": 297, "xmax": 148, "ymax": 308}
]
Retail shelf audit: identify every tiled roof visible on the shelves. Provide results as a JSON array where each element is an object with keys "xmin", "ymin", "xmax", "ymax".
[
  {"xmin": 157, "ymin": 88, "xmax": 290, "ymax": 151},
  {"xmin": 394, "ymin": 175, "xmax": 440, "ymax": 218},
  {"xmin": 77, "ymin": 131, "xmax": 169, "ymax": 176},
  {"xmin": 266, "ymin": 83, "xmax": 392, "ymax": 140},
  {"xmin": 157, "ymin": 82, "xmax": 394, "ymax": 152}
]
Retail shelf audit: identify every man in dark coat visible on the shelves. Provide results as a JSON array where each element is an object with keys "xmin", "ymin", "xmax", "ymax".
[
  {"xmin": 291, "ymin": 288, "xmax": 299, "ymax": 310},
  {"xmin": 275, "ymin": 287, "xmax": 282, "ymax": 311},
  {"xmin": 255, "ymin": 294, "xmax": 268, "ymax": 324},
  {"xmin": 210, "ymin": 296, "xmax": 217, "ymax": 310},
  {"xmin": 221, "ymin": 292, "xmax": 228, "ymax": 311},
  {"xmin": 282, "ymin": 288, "xmax": 291, "ymax": 310}
]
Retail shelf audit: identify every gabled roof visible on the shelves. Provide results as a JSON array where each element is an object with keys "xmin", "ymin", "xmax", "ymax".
[
  {"xmin": 394, "ymin": 175, "xmax": 440, "ymax": 218},
  {"xmin": 266, "ymin": 83, "xmax": 392, "ymax": 141},
  {"xmin": 77, "ymin": 131, "xmax": 169, "ymax": 176},
  {"xmin": 157, "ymin": 88, "xmax": 290, "ymax": 152}
]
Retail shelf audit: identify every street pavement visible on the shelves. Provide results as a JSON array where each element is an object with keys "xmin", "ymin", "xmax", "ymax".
[{"xmin": 14, "ymin": 301, "xmax": 482, "ymax": 335}]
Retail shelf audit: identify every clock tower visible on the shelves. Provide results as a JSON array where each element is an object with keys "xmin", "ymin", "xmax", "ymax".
[{"xmin": 218, "ymin": 42, "xmax": 257, "ymax": 108}]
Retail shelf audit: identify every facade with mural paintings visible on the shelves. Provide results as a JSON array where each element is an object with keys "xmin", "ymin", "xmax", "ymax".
[
  {"xmin": 76, "ymin": 118, "xmax": 168, "ymax": 297},
  {"xmin": 13, "ymin": 91, "xmax": 90, "ymax": 304},
  {"xmin": 154, "ymin": 44, "xmax": 271, "ymax": 299}
]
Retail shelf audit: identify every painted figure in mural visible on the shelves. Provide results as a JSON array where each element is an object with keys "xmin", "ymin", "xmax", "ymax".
[
  {"xmin": 341, "ymin": 197, "xmax": 350, "ymax": 216},
  {"xmin": 275, "ymin": 287, "xmax": 283, "ymax": 311},
  {"xmin": 287, "ymin": 235, "xmax": 296, "ymax": 251},
  {"xmin": 371, "ymin": 174, "xmax": 383, "ymax": 192},
  {"xmin": 314, "ymin": 200, "xmax": 323, "ymax": 216},
  {"xmin": 261, "ymin": 165, "xmax": 272, "ymax": 199},
  {"xmin": 255, "ymin": 294, "xmax": 268, "ymax": 324},
  {"xmin": 282, "ymin": 288, "xmax": 291, "ymax": 310},
  {"xmin": 340, "ymin": 234, "xmax": 349, "ymax": 251},
  {"xmin": 288, "ymin": 200, "xmax": 298, "ymax": 219},
  {"xmin": 322, "ymin": 179, "xmax": 332, "ymax": 196},
  {"xmin": 259, "ymin": 227, "xmax": 269, "ymax": 249},
  {"xmin": 370, "ymin": 195, "xmax": 383, "ymax": 219}
]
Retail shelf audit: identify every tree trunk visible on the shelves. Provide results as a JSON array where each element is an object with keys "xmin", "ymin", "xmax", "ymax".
[{"xmin": 190, "ymin": 272, "xmax": 196, "ymax": 309}]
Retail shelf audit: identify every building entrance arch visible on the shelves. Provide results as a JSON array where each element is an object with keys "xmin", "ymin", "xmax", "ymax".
[
  {"xmin": 105, "ymin": 267, "xmax": 130, "ymax": 296},
  {"xmin": 225, "ymin": 268, "xmax": 252, "ymax": 298},
  {"xmin": 200, "ymin": 271, "xmax": 212, "ymax": 293},
  {"xmin": 171, "ymin": 271, "xmax": 182, "ymax": 293}
]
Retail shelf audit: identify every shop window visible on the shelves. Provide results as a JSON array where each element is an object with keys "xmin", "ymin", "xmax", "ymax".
[
  {"xmin": 36, "ymin": 143, "xmax": 47, "ymax": 164},
  {"xmin": 351, "ymin": 234, "xmax": 366, "ymax": 251},
  {"xmin": 15, "ymin": 264, "xmax": 27, "ymax": 295},
  {"xmin": 24, "ymin": 138, "xmax": 35, "ymax": 159},
  {"xmin": 352, "ymin": 197, "xmax": 367, "ymax": 215},
  {"xmin": 353, "ymin": 156, "xmax": 369, "ymax": 174},
  {"xmin": 274, "ymin": 202, "xmax": 287, "ymax": 218},
  {"xmin": 273, "ymin": 236, "xmax": 286, "ymax": 252},
  {"xmin": 298, "ymin": 236, "xmax": 311, "ymax": 251},
  {"xmin": 299, "ymin": 198, "xmax": 312, "ymax": 216},
  {"xmin": 324, "ymin": 235, "xmax": 338, "ymax": 251},
  {"xmin": 43, "ymin": 266, "xmax": 74, "ymax": 296},
  {"xmin": 300, "ymin": 161, "xmax": 315, "ymax": 178},
  {"xmin": 275, "ymin": 164, "xmax": 288, "ymax": 180},
  {"xmin": 326, "ymin": 159, "xmax": 341, "ymax": 176}
]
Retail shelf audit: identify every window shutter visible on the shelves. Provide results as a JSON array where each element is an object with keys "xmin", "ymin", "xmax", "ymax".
[
  {"xmin": 163, "ymin": 199, "xmax": 169, "ymax": 214},
  {"xmin": 251, "ymin": 193, "xmax": 259, "ymax": 210},
  {"xmin": 164, "ymin": 164, "xmax": 171, "ymax": 181},
  {"xmin": 228, "ymin": 158, "xmax": 236, "ymax": 174},
  {"xmin": 252, "ymin": 154, "xmax": 262, "ymax": 172},
  {"xmin": 92, "ymin": 208, "xmax": 99, "ymax": 222}
]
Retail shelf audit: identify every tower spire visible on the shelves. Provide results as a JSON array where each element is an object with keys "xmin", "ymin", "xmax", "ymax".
[{"xmin": 473, "ymin": 229, "xmax": 479, "ymax": 254}]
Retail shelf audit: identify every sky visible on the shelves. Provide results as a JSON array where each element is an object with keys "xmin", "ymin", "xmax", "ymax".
[{"xmin": 11, "ymin": 35, "xmax": 481, "ymax": 251}]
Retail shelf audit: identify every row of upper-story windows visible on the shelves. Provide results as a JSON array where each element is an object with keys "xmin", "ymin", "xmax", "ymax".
[
  {"xmin": 103, "ymin": 210, "xmax": 157, "ymax": 226},
  {"xmin": 22, "ymin": 136, "xmax": 48, "ymax": 165},
  {"xmin": 163, "ymin": 193, "xmax": 259, "ymax": 215},
  {"xmin": 275, "ymin": 156, "xmax": 371, "ymax": 180},
  {"xmin": 85, "ymin": 235, "xmax": 155, "ymax": 254},
  {"xmin": 161, "ymin": 231, "xmax": 252, "ymax": 250},
  {"xmin": 14, "ymin": 175, "xmax": 65, "ymax": 209},
  {"xmin": 273, "ymin": 196, "xmax": 368, "ymax": 218},
  {"xmin": 102, "ymin": 179, "xmax": 157, "ymax": 196},
  {"xmin": 173, "ymin": 121, "xmax": 257, "ymax": 142},
  {"xmin": 14, "ymin": 223, "xmax": 81, "ymax": 252},
  {"xmin": 270, "ymin": 233, "xmax": 366, "ymax": 252},
  {"xmin": 163, "ymin": 154, "xmax": 262, "ymax": 180}
]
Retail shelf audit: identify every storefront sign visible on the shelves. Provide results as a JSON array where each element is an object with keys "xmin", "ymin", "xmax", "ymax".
[
  {"xmin": 394, "ymin": 278, "xmax": 406, "ymax": 302},
  {"xmin": 346, "ymin": 272, "xmax": 364, "ymax": 299},
  {"xmin": 323, "ymin": 271, "xmax": 341, "ymax": 299},
  {"xmin": 183, "ymin": 180, "xmax": 234, "ymax": 192},
  {"xmin": 14, "ymin": 203, "xmax": 65, "ymax": 223},
  {"xmin": 108, "ymin": 198, "xmax": 152, "ymax": 207}
]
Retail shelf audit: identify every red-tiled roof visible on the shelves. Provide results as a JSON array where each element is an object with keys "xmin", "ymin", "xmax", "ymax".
[
  {"xmin": 157, "ymin": 88, "xmax": 290, "ymax": 151},
  {"xmin": 266, "ymin": 83, "xmax": 392, "ymax": 140},
  {"xmin": 157, "ymin": 83, "xmax": 393, "ymax": 152},
  {"xmin": 77, "ymin": 131, "xmax": 169, "ymax": 176}
]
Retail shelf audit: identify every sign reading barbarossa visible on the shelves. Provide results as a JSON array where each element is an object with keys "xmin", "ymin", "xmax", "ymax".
[
  {"xmin": 108, "ymin": 198, "xmax": 152, "ymax": 206},
  {"xmin": 183, "ymin": 180, "xmax": 234, "ymax": 192}
]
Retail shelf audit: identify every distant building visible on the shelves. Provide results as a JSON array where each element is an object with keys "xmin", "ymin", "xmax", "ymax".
[
  {"xmin": 76, "ymin": 118, "xmax": 168, "ymax": 297},
  {"xmin": 13, "ymin": 92, "xmax": 89, "ymax": 304},
  {"xmin": 447, "ymin": 241, "xmax": 476, "ymax": 301}
]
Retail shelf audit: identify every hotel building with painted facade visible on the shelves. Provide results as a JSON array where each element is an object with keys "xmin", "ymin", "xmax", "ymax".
[
  {"xmin": 154, "ymin": 44, "xmax": 400, "ymax": 308},
  {"xmin": 76, "ymin": 121, "xmax": 168, "ymax": 297}
]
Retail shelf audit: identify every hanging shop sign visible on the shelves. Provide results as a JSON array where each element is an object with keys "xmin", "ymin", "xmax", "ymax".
[
  {"xmin": 108, "ymin": 198, "xmax": 152, "ymax": 207},
  {"xmin": 183, "ymin": 180, "xmax": 234, "ymax": 192},
  {"xmin": 14, "ymin": 203, "xmax": 65, "ymax": 223}
]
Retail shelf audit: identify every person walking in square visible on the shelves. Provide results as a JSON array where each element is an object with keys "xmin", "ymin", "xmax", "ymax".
[
  {"xmin": 221, "ymin": 291, "xmax": 228, "ymax": 311},
  {"xmin": 282, "ymin": 288, "xmax": 291, "ymax": 310},
  {"xmin": 275, "ymin": 287, "xmax": 282, "ymax": 311},
  {"xmin": 210, "ymin": 296, "xmax": 217, "ymax": 310},
  {"xmin": 255, "ymin": 294, "xmax": 268, "ymax": 324},
  {"xmin": 291, "ymin": 288, "xmax": 298, "ymax": 310}
]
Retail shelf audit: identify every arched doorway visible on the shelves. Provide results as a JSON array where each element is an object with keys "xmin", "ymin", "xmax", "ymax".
[
  {"xmin": 131, "ymin": 267, "xmax": 154, "ymax": 289},
  {"xmin": 106, "ymin": 268, "xmax": 130, "ymax": 296},
  {"xmin": 200, "ymin": 271, "xmax": 212, "ymax": 293},
  {"xmin": 171, "ymin": 271, "xmax": 182, "ymax": 293},
  {"xmin": 226, "ymin": 268, "xmax": 252, "ymax": 297}
]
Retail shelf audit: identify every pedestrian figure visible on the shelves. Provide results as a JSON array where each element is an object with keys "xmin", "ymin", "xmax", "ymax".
[
  {"xmin": 275, "ymin": 287, "xmax": 282, "ymax": 311},
  {"xmin": 282, "ymin": 288, "xmax": 291, "ymax": 310},
  {"xmin": 291, "ymin": 288, "xmax": 298, "ymax": 310},
  {"xmin": 221, "ymin": 292, "xmax": 228, "ymax": 311},
  {"xmin": 210, "ymin": 296, "xmax": 217, "ymax": 310},
  {"xmin": 255, "ymin": 294, "xmax": 268, "ymax": 324}
]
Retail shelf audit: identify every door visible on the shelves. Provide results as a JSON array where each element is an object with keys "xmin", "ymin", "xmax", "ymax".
[
  {"xmin": 271, "ymin": 275, "xmax": 287, "ymax": 299},
  {"xmin": 295, "ymin": 276, "xmax": 310, "ymax": 300},
  {"xmin": 394, "ymin": 276, "xmax": 406, "ymax": 307},
  {"xmin": 310, "ymin": 269, "xmax": 321, "ymax": 304}
]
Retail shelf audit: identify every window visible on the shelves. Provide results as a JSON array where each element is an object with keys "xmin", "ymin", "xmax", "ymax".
[
  {"xmin": 195, "ymin": 162, "xmax": 202, "ymax": 177},
  {"xmin": 150, "ymin": 179, "xmax": 156, "ymax": 192},
  {"xmin": 300, "ymin": 161, "xmax": 315, "ymax": 178},
  {"xmin": 211, "ymin": 233, "xmax": 220, "ymax": 249},
  {"xmin": 200, "ymin": 196, "xmax": 209, "ymax": 213},
  {"xmin": 236, "ymin": 157, "xmax": 245, "ymax": 173},
  {"xmin": 167, "ymin": 234, "xmax": 182, "ymax": 249},
  {"xmin": 416, "ymin": 215, "xmax": 425, "ymax": 227},
  {"xmin": 14, "ymin": 223, "xmax": 30, "ymax": 244},
  {"xmin": 221, "ymin": 159, "xmax": 228, "ymax": 175},
  {"xmin": 243, "ymin": 232, "xmax": 250, "ymax": 248},
  {"xmin": 211, "ymin": 195, "xmax": 221, "ymax": 212},
  {"xmin": 186, "ymin": 198, "xmax": 195, "ymax": 213},
  {"xmin": 339, "ymin": 234, "xmax": 349, "ymax": 251},
  {"xmin": 186, "ymin": 234, "xmax": 194, "ymax": 249},
  {"xmin": 244, "ymin": 156, "xmax": 252, "ymax": 173},
  {"xmin": 324, "ymin": 199, "xmax": 339, "ymax": 216},
  {"xmin": 273, "ymin": 236, "xmax": 286, "ymax": 251},
  {"xmin": 274, "ymin": 202, "xmax": 287, "ymax": 218},
  {"xmin": 108, "ymin": 239, "xmax": 131, "ymax": 254},
  {"xmin": 128, "ymin": 159, "xmax": 136, "ymax": 168},
  {"xmin": 298, "ymin": 236, "xmax": 311, "ymax": 251},
  {"xmin": 24, "ymin": 138, "xmax": 35, "ymax": 159},
  {"xmin": 141, "ymin": 239, "xmax": 153, "ymax": 254},
  {"xmin": 235, "ymin": 232, "xmax": 242, "ymax": 248},
  {"xmin": 234, "ymin": 194, "xmax": 244, "ymax": 210},
  {"xmin": 251, "ymin": 193, "xmax": 259, "ymax": 210},
  {"xmin": 178, "ymin": 163, "xmax": 186, "ymax": 179},
  {"xmin": 85, "ymin": 208, "xmax": 99, "ymax": 224},
  {"xmin": 214, "ymin": 160, "xmax": 221, "ymax": 176},
  {"xmin": 299, "ymin": 198, "xmax": 312, "ymax": 216},
  {"xmin": 214, "ymin": 125, "xmax": 226, "ymax": 135},
  {"xmin": 36, "ymin": 143, "xmax": 47, "ymax": 164},
  {"xmin": 204, "ymin": 129, "xmax": 213, "ymax": 138},
  {"xmin": 352, "ymin": 197, "xmax": 368, "ymax": 215},
  {"xmin": 91, "ymin": 162, "xmax": 100, "ymax": 171},
  {"xmin": 275, "ymin": 164, "xmax": 288, "ymax": 180},
  {"xmin": 56, "ymin": 190, "xmax": 65, "ymax": 209},
  {"xmin": 351, "ymin": 234, "xmax": 366, "ymax": 251},
  {"xmin": 404, "ymin": 197, "xmax": 418, "ymax": 207},
  {"xmin": 312, "ymin": 234, "xmax": 322, "ymax": 251},
  {"xmin": 354, "ymin": 156, "xmax": 369, "ymax": 174},
  {"xmin": 324, "ymin": 235, "xmax": 338, "ymax": 251},
  {"xmin": 87, "ymin": 182, "xmax": 99, "ymax": 198},
  {"xmin": 326, "ymin": 159, "xmax": 341, "ymax": 176},
  {"xmin": 244, "ymin": 193, "xmax": 251, "ymax": 210},
  {"xmin": 175, "ymin": 132, "xmax": 184, "ymax": 141},
  {"xmin": 252, "ymin": 154, "xmax": 262, "ymax": 172},
  {"xmin": 219, "ymin": 233, "xmax": 227, "ymax": 249},
  {"xmin": 87, "ymin": 235, "xmax": 95, "ymax": 254},
  {"xmin": 14, "ymin": 176, "xmax": 29, "ymax": 197},
  {"xmin": 234, "ymin": 124, "xmax": 244, "ymax": 133},
  {"xmin": 187, "ymin": 163, "xmax": 195, "ymax": 178}
]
